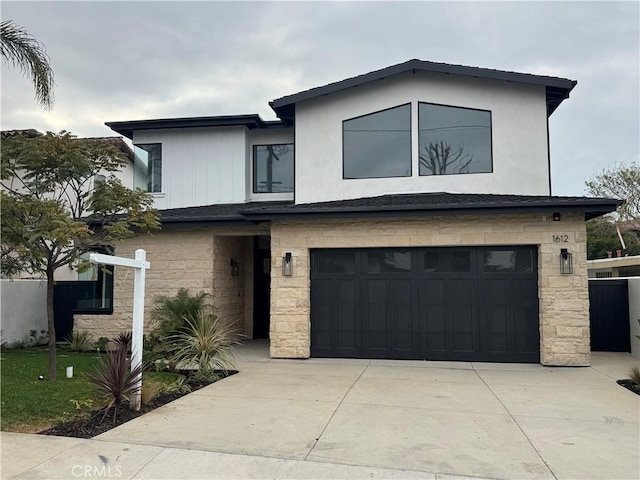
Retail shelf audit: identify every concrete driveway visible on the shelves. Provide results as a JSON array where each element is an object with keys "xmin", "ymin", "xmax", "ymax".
[{"xmin": 2, "ymin": 343, "xmax": 639, "ymax": 480}]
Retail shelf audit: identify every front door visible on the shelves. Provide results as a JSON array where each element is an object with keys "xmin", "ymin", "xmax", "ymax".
[{"xmin": 253, "ymin": 236, "xmax": 271, "ymax": 339}]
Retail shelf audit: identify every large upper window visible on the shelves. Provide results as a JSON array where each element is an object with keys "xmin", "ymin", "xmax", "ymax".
[
  {"xmin": 253, "ymin": 144, "xmax": 294, "ymax": 193},
  {"xmin": 134, "ymin": 144, "xmax": 162, "ymax": 192},
  {"xmin": 343, "ymin": 104, "xmax": 411, "ymax": 179},
  {"xmin": 418, "ymin": 103, "xmax": 492, "ymax": 176}
]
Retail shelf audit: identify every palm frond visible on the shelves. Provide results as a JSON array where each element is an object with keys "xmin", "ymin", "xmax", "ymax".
[{"xmin": 0, "ymin": 20, "xmax": 54, "ymax": 109}]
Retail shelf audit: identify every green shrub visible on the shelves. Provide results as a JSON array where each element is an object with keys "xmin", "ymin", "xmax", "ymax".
[
  {"xmin": 629, "ymin": 366, "xmax": 640, "ymax": 386},
  {"xmin": 168, "ymin": 311, "xmax": 238, "ymax": 375},
  {"xmin": 188, "ymin": 368, "xmax": 219, "ymax": 384},
  {"xmin": 29, "ymin": 329, "xmax": 48, "ymax": 346},
  {"xmin": 94, "ymin": 337, "xmax": 109, "ymax": 352},
  {"xmin": 66, "ymin": 330, "xmax": 93, "ymax": 352},
  {"xmin": 151, "ymin": 288, "xmax": 211, "ymax": 337}
]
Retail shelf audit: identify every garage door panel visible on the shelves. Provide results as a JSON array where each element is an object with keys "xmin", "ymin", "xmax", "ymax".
[
  {"xmin": 363, "ymin": 277, "xmax": 417, "ymax": 358},
  {"xmin": 310, "ymin": 279, "xmax": 333, "ymax": 353},
  {"xmin": 311, "ymin": 247, "xmax": 538, "ymax": 362},
  {"xmin": 363, "ymin": 279, "xmax": 387, "ymax": 351},
  {"xmin": 336, "ymin": 279, "xmax": 358, "ymax": 349},
  {"xmin": 388, "ymin": 278, "xmax": 417, "ymax": 356}
]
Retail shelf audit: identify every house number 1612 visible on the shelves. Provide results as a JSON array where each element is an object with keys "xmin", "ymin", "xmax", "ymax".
[{"xmin": 552, "ymin": 234, "xmax": 569, "ymax": 243}]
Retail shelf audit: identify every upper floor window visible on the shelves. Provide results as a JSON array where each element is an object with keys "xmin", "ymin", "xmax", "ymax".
[
  {"xmin": 343, "ymin": 104, "xmax": 411, "ymax": 179},
  {"xmin": 253, "ymin": 144, "xmax": 294, "ymax": 193},
  {"xmin": 134, "ymin": 144, "xmax": 162, "ymax": 192},
  {"xmin": 419, "ymin": 103, "xmax": 492, "ymax": 176}
]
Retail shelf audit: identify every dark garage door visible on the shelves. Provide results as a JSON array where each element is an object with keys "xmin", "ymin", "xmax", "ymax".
[{"xmin": 311, "ymin": 247, "xmax": 539, "ymax": 362}]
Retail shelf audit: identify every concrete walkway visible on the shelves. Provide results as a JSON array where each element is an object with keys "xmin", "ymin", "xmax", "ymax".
[{"xmin": 2, "ymin": 343, "xmax": 638, "ymax": 480}]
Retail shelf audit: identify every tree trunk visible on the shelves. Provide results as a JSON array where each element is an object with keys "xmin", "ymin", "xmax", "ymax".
[{"xmin": 46, "ymin": 267, "xmax": 57, "ymax": 380}]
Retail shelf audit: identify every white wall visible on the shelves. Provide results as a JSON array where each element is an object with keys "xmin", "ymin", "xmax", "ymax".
[
  {"xmin": 294, "ymin": 71, "xmax": 550, "ymax": 204},
  {"xmin": 0, "ymin": 279, "xmax": 48, "ymax": 344},
  {"xmin": 629, "ymin": 278, "xmax": 640, "ymax": 357},
  {"xmin": 134, "ymin": 127, "xmax": 248, "ymax": 210}
]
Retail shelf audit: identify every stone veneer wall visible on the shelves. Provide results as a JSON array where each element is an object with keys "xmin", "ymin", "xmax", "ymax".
[
  {"xmin": 269, "ymin": 214, "xmax": 589, "ymax": 366},
  {"xmin": 212, "ymin": 235, "xmax": 253, "ymax": 336},
  {"xmin": 75, "ymin": 225, "xmax": 266, "ymax": 340}
]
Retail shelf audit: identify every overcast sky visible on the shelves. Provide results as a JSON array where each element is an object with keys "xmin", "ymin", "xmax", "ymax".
[{"xmin": 1, "ymin": 1, "xmax": 638, "ymax": 196}]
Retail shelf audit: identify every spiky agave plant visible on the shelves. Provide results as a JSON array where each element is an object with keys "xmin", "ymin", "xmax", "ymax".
[
  {"xmin": 86, "ymin": 346, "xmax": 145, "ymax": 423},
  {"xmin": 112, "ymin": 331, "xmax": 132, "ymax": 352},
  {"xmin": 168, "ymin": 311, "xmax": 239, "ymax": 376}
]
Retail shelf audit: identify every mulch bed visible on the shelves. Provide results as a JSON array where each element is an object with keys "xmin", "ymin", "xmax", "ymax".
[
  {"xmin": 617, "ymin": 379, "xmax": 640, "ymax": 396},
  {"xmin": 41, "ymin": 370, "xmax": 236, "ymax": 439}
]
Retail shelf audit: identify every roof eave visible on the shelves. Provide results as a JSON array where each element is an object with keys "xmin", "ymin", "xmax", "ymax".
[
  {"xmin": 270, "ymin": 59, "xmax": 577, "ymax": 121},
  {"xmin": 105, "ymin": 115, "xmax": 286, "ymax": 140},
  {"xmin": 241, "ymin": 201, "xmax": 620, "ymax": 222}
]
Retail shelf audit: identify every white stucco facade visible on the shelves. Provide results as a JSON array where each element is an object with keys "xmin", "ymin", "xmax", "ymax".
[{"xmin": 293, "ymin": 71, "xmax": 550, "ymax": 204}]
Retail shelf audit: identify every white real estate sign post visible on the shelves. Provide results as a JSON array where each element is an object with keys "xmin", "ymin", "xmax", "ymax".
[{"xmin": 89, "ymin": 249, "xmax": 150, "ymax": 411}]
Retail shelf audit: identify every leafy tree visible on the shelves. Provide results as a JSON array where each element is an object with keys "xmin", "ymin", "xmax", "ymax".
[
  {"xmin": 585, "ymin": 163, "xmax": 640, "ymax": 258},
  {"xmin": 586, "ymin": 162, "xmax": 640, "ymax": 230},
  {"xmin": 1, "ymin": 131, "xmax": 160, "ymax": 379},
  {"xmin": 586, "ymin": 218, "xmax": 640, "ymax": 260},
  {"xmin": 0, "ymin": 20, "xmax": 54, "ymax": 109}
]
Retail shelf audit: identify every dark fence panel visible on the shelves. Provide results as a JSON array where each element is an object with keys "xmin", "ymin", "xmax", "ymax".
[{"xmin": 589, "ymin": 279, "xmax": 630, "ymax": 352}]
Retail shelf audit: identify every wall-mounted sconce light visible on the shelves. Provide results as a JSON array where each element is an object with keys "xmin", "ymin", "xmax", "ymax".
[
  {"xmin": 230, "ymin": 258, "xmax": 240, "ymax": 276},
  {"xmin": 282, "ymin": 252, "xmax": 293, "ymax": 276},
  {"xmin": 552, "ymin": 212, "xmax": 561, "ymax": 222},
  {"xmin": 560, "ymin": 248, "xmax": 573, "ymax": 274}
]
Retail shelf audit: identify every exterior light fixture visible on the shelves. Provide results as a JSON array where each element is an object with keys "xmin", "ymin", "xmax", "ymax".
[
  {"xmin": 552, "ymin": 212, "xmax": 561, "ymax": 222},
  {"xmin": 282, "ymin": 252, "xmax": 293, "ymax": 276},
  {"xmin": 230, "ymin": 259, "xmax": 240, "ymax": 276},
  {"xmin": 560, "ymin": 248, "xmax": 573, "ymax": 274}
]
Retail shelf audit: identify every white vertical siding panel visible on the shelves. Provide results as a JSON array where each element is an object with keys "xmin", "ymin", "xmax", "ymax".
[
  {"xmin": 133, "ymin": 127, "xmax": 247, "ymax": 210},
  {"xmin": 219, "ymin": 133, "xmax": 232, "ymax": 202},
  {"xmin": 193, "ymin": 132, "xmax": 207, "ymax": 207}
]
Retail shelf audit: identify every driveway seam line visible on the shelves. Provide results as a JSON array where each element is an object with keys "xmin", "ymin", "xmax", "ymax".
[
  {"xmin": 127, "ymin": 446, "xmax": 167, "ymax": 479},
  {"xmin": 473, "ymin": 367, "xmax": 559, "ymax": 480},
  {"xmin": 303, "ymin": 361, "xmax": 370, "ymax": 461}
]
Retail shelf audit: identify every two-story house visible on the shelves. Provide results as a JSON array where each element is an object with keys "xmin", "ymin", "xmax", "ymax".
[{"xmin": 76, "ymin": 59, "xmax": 620, "ymax": 366}]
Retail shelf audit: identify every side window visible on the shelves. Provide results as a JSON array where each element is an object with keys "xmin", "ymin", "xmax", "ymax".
[
  {"xmin": 76, "ymin": 252, "xmax": 114, "ymax": 311},
  {"xmin": 134, "ymin": 143, "xmax": 162, "ymax": 192},
  {"xmin": 343, "ymin": 104, "xmax": 411, "ymax": 179},
  {"xmin": 418, "ymin": 103, "xmax": 492, "ymax": 175},
  {"xmin": 253, "ymin": 144, "xmax": 294, "ymax": 193}
]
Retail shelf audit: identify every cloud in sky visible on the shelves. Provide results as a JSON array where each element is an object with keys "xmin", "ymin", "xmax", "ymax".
[{"xmin": 1, "ymin": 1, "xmax": 638, "ymax": 196}]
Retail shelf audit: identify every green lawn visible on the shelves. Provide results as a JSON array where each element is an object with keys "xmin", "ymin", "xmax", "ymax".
[
  {"xmin": 1, "ymin": 347, "xmax": 181, "ymax": 432},
  {"xmin": 1, "ymin": 347, "xmax": 102, "ymax": 431}
]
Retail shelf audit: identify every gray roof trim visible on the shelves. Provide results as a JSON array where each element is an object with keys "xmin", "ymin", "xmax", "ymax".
[
  {"xmin": 151, "ymin": 193, "xmax": 620, "ymax": 225},
  {"xmin": 105, "ymin": 115, "xmax": 287, "ymax": 140},
  {"xmin": 270, "ymin": 59, "xmax": 577, "ymax": 121},
  {"xmin": 239, "ymin": 193, "xmax": 620, "ymax": 222}
]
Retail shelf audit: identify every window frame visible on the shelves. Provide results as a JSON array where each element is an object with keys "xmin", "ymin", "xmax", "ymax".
[
  {"xmin": 133, "ymin": 143, "xmax": 163, "ymax": 193},
  {"xmin": 252, "ymin": 143, "xmax": 295, "ymax": 195},
  {"xmin": 73, "ymin": 249, "xmax": 114, "ymax": 314},
  {"xmin": 342, "ymin": 103, "xmax": 413, "ymax": 180},
  {"xmin": 417, "ymin": 101, "xmax": 493, "ymax": 176}
]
